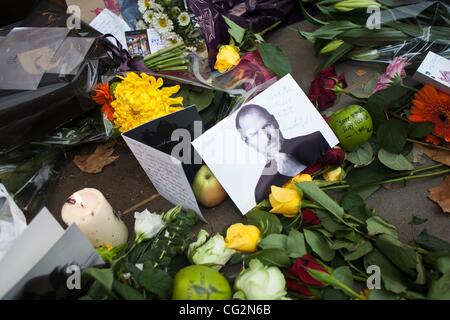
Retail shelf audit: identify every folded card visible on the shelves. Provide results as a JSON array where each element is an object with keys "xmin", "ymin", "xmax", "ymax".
[
  {"xmin": 192, "ymin": 74, "xmax": 339, "ymax": 214},
  {"xmin": 122, "ymin": 106, "xmax": 206, "ymax": 221},
  {"xmin": 414, "ymin": 51, "xmax": 450, "ymax": 95}
]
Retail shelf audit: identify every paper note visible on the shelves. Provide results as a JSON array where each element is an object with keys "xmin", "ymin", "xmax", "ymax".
[
  {"xmin": 90, "ymin": 8, "xmax": 130, "ymax": 50},
  {"xmin": 123, "ymin": 136, "xmax": 204, "ymax": 221},
  {"xmin": 147, "ymin": 29, "xmax": 165, "ymax": 54},
  {"xmin": 0, "ymin": 208, "xmax": 64, "ymax": 298}
]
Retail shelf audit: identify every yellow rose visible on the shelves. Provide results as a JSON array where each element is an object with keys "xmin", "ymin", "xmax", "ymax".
[
  {"xmin": 283, "ymin": 174, "xmax": 313, "ymax": 190},
  {"xmin": 214, "ymin": 45, "xmax": 241, "ymax": 73},
  {"xmin": 269, "ymin": 186, "xmax": 301, "ymax": 218},
  {"xmin": 323, "ymin": 167, "xmax": 345, "ymax": 182},
  {"xmin": 225, "ymin": 223, "xmax": 260, "ymax": 253}
]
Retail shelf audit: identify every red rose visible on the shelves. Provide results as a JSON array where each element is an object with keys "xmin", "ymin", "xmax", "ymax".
[
  {"xmin": 302, "ymin": 162, "xmax": 322, "ymax": 175},
  {"xmin": 321, "ymin": 147, "xmax": 346, "ymax": 167},
  {"xmin": 286, "ymin": 279, "xmax": 314, "ymax": 297},
  {"xmin": 308, "ymin": 66, "xmax": 347, "ymax": 110},
  {"xmin": 288, "ymin": 254, "xmax": 328, "ymax": 287},
  {"xmin": 301, "ymin": 209, "xmax": 321, "ymax": 227}
]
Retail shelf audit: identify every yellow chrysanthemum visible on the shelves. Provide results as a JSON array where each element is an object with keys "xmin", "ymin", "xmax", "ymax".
[{"xmin": 111, "ymin": 72, "xmax": 183, "ymax": 132}]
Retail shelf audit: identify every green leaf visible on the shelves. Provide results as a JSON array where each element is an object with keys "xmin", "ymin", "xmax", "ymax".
[
  {"xmin": 375, "ymin": 234, "xmax": 418, "ymax": 278},
  {"xmin": 428, "ymin": 272, "xmax": 450, "ymax": 300},
  {"xmin": 223, "ymin": 16, "xmax": 246, "ymax": 44},
  {"xmin": 346, "ymin": 159, "xmax": 396, "ymax": 188},
  {"xmin": 315, "ymin": 42, "xmax": 353, "ymax": 72},
  {"xmin": 352, "ymin": 185, "xmax": 380, "ymax": 200},
  {"xmin": 366, "ymin": 85, "xmax": 411, "ymax": 125},
  {"xmin": 376, "ymin": 119, "xmax": 408, "ymax": 154},
  {"xmin": 297, "ymin": 182, "xmax": 344, "ymax": 219},
  {"xmin": 112, "ymin": 280, "xmax": 145, "ymax": 300},
  {"xmin": 322, "ymin": 287, "xmax": 349, "ymax": 300},
  {"xmin": 259, "ymin": 234, "xmax": 288, "ymax": 250},
  {"xmin": 341, "ymin": 192, "xmax": 372, "ymax": 222},
  {"xmin": 304, "ymin": 229, "xmax": 335, "ymax": 262},
  {"xmin": 177, "ymin": 87, "xmax": 215, "ymax": 112},
  {"xmin": 368, "ymin": 289, "xmax": 400, "ymax": 300},
  {"xmin": 409, "ymin": 216, "xmax": 428, "ymax": 225},
  {"xmin": 366, "ymin": 216, "xmax": 398, "ymax": 238},
  {"xmin": 342, "ymin": 240, "xmax": 374, "ymax": 261},
  {"xmin": 346, "ymin": 142, "xmax": 374, "ymax": 167},
  {"xmin": 364, "ymin": 249, "xmax": 408, "ymax": 294},
  {"xmin": 416, "ymin": 229, "xmax": 450, "ymax": 252},
  {"xmin": 436, "ymin": 256, "xmax": 450, "ymax": 274},
  {"xmin": 378, "ymin": 148, "xmax": 414, "ymax": 171},
  {"xmin": 243, "ymin": 248, "xmax": 291, "ymax": 268},
  {"xmin": 258, "ymin": 43, "xmax": 292, "ymax": 77},
  {"xmin": 83, "ymin": 268, "xmax": 114, "ymax": 292},
  {"xmin": 332, "ymin": 266, "xmax": 354, "ymax": 289},
  {"xmin": 138, "ymin": 265, "xmax": 173, "ymax": 299},
  {"xmin": 315, "ymin": 210, "xmax": 349, "ymax": 233},
  {"xmin": 286, "ymin": 229, "xmax": 307, "ymax": 258},
  {"xmin": 246, "ymin": 209, "xmax": 283, "ymax": 236},
  {"xmin": 408, "ymin": 122, "xmax": 435, "ymax": 138}
]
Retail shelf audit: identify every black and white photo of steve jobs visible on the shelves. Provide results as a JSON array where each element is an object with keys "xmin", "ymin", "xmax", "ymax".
[{"xmin": 235, "ymin": 104, "xmax": 331, "ymax": 203}]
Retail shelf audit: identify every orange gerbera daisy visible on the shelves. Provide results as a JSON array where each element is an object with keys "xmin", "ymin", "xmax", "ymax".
[
  {"xmin": 409, "ymin": 85, "xmax": 450, "ymax": 142},
  {"xmin": 92, "ymin": 83, "xmax": 115, "ymax": 121},
  {"xmin": 92, "ymin": 83, "xmax": 113, "ymax": 105}
]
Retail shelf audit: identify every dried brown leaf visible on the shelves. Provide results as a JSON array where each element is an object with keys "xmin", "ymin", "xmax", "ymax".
[
  {"xmin": 422, "ymin": 146, "xmax": 450, "ymax": 166},
  {"xmin": 428, "ymin": 175, "xmax": 450, "ymax": 213},
  {"xmin": 73, "ymin": 142, "xmax": 119, "ymax": 174},
  {"xmin": 355, "ymin": 69, "xmax": 367, "ymax": 77}
]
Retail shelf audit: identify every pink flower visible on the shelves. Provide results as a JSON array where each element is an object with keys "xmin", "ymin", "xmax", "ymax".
[{"xmin": 373, "ymin": 56, "xmax": 409, "ymax": 93}]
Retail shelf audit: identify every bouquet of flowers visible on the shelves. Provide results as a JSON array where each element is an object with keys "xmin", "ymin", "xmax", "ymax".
[{"xmin": 135, "ymin": 0, "xmax": 206, "ymax": 55}]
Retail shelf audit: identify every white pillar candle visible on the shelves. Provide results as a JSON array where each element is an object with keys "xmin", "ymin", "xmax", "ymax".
[{"xmin": 61, "ymin": 188, "xmax": 128, "ymax": 247}]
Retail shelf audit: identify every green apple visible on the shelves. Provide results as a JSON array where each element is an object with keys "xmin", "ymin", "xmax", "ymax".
[
  {"xmin": 328, "ymin": 104, "xmax": 373, "ymax": 151},
  {"xmin": 172, "ymin": 265, "xmax": 232, "ymax": 300},
  {"xmin": 192, "ymin": 165, "xmax": 227, "ymax": 207}
]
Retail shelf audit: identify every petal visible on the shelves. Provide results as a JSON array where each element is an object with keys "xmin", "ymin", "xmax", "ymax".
[{"xmin": 270, "ymin": 186, "xmax": 299, "ymax": 203}]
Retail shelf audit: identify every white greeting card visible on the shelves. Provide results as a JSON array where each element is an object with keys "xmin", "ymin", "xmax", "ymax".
[{"xmin": 192, "ymin": 74, "xmax": 339, "ymax": 214}]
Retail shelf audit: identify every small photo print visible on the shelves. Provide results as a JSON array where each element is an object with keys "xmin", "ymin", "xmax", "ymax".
[{"xmin": 125, "ymin": 30, "xmax": 150, "ymax": 57}]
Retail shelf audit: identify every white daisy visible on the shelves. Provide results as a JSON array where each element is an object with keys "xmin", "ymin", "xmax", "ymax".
[
  {"xmin": 138, "ymin": 0, "xmax": 154, "ymax": 14},
  {"xmin": 163, "ymin": 32, "xmax": 184, "ymax": 47},
  {"xmin": 143, "ymin": 10, "xmax": 154, "ymax": 24},
  {"xmin": 151, "ymin": 12, "xmax": 174, "ymax": 34},
  {"xmin": 135, "ymin": 19, "xmax": 148, "ymax": 30},
  {"xmin": 177, "ymin": 12, "xmax": 191, "ymax": 27}
]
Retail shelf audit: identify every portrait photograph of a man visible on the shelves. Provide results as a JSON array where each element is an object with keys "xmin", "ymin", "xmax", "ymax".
[
  {"xmin": 235, "ymin": 104, "xmax": 331, "ymax": 203},
  {"xmin": 193, "ymin": 74, "xmax": 339, "ymax": 214}
]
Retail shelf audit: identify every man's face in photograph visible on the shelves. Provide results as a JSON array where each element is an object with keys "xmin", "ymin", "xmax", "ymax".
[{"xmin": 237, "ymin": 107, "xmax": 282, "ymax": 160}]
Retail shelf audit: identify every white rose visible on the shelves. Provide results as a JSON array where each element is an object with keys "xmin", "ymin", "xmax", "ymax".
[{"xmin": 134, "ymin": 209, "xmax": 165, "ymax": 241}]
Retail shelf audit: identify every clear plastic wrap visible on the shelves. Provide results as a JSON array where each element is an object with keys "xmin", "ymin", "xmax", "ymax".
[
  {"xmin": 0, "ymin": 1, "xmax": 119, "ymax": 154},
  {"xmin": 347, "ymin": 1, "xmax": 450, "ymax": 68}
]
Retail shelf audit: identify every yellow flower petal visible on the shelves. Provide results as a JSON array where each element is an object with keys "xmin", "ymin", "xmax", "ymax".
[{"xmin": 225, "ymin": 223, "xmax": 260, "ymax": 253}]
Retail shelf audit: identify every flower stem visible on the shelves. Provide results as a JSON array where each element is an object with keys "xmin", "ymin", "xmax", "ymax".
[{"xmin": 322, "ymin": 167, "xmax": 450, "ymax": 191}]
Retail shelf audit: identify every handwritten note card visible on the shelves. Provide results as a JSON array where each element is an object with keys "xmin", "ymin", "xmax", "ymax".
[
  {"xmin": 122, "ymin": 107, "xmax": 205, "ymax": 221},
  {"xmin": 90, "ymin": 8, "xmax": 130, "ymax": 49}
]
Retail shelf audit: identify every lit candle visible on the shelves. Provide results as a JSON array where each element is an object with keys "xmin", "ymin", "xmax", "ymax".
[{"xmin": 61, "ymin": 188, "xmax": 128, "ymax": 247}]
